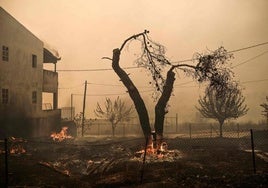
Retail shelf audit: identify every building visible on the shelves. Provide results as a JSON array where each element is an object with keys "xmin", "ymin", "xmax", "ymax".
[{"xmin": 0, "ymin": 7, "xmax": 61, "ymax": 137}]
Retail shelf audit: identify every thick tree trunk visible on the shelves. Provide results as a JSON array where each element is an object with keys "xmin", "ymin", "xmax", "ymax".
[
  {"xmin": 112, "ymin": 49, "xmax": 152, "ymax": 142},
  {"xmin": 154, "ymin": 68, "xmax": 176, "ymax": 149}
]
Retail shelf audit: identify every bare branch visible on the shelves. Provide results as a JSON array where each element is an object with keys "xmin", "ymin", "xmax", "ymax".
[
  {"xmin": 119, "ymin": 30, "xmax": 149, "ymax": 52},
  {"xmin": 102, "ymin": 57, "xmax": 113, "ymax": 61}
]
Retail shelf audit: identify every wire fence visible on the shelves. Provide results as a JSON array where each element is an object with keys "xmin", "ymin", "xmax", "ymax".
[
  {"xmin": 0, "ymin": 127, "xmax": 267, "ymax": 187},
  {"xmin": 77, "ymin": 116, "xmax": 267, "ymax": 139}
]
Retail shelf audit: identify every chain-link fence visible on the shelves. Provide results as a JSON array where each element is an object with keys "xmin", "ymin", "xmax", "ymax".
[
  {"xmin": 0, "ymin": 126, "xmax": 267, "ymax": 187},
  {"xmin": 78, "ymin": 115, "xmax": 266, "ymax": 139}
]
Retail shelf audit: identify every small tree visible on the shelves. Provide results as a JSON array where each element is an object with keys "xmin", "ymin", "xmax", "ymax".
[
  {"xmin": 196, "ymin": 84, "xmax": 249, "ymax": 137},
  {"xmin": 74, "ymin": 112, "xmax": 83, "ymax": 136},
  {"xmin": 94, "ymin": 97, "xmax": 133, "ymax": 137},
  {"xmin": 260, "ymin": 96, "xmax": 268, "ymax": 126}
]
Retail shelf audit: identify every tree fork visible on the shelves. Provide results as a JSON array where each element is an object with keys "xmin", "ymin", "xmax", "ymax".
[{"xmin": 112, "ymin": 48, "xmax": 152, "ymax": 141}]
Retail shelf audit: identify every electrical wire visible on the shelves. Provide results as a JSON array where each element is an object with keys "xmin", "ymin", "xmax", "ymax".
[
  {"xmin": 58, "ymin": 66, "xmax": 138, "ymax": 72},
  {"xmin": 232, "ymin": 50, "xmax": 268, "ymax": 68},
  {"xmin": 241, "ymin": 78, "xmax": 268, "ymax": 84},
  {"xmin": 58, "ymin": 83, "xmax": 84, "ymax": 89},
  {"xmin": 57, "ymin": 44, "xmax": 268, "ymax": 90},
  {"xmin": 57, "ymin": 41, "xmax": 268, "ymax": 72},
  {"xmin": 229, "ymin": 41, "xmax": 268, "ymax": 53},
  {"xmin": 68, "ymin": 78, "xmax": 268, "ymax": 97}
]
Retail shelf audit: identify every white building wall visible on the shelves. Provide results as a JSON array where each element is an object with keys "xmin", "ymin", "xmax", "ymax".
[
  {"xmin": 0, "ymin": 7, "xmax": 61, "ymax": 137},
  {"xmin": 0, "ymin": 7, "xmax": 43, "ymax": 118}
]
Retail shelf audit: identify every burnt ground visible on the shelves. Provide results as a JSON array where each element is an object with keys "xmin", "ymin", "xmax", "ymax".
[{"xmin": 0, "ymin": 135, "xmax": 267, "ymax": 188}]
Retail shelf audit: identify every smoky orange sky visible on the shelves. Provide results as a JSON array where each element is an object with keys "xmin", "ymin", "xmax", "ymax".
[{"xmin": 1, "ymin": 0, "xmax": 268, "ymax": 123}]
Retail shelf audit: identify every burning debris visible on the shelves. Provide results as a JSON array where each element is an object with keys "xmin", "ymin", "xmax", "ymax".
[
  {"xmin": 9, "ymin": 137, "xmax": 27, "ymax": 154},
  {"xmin": 10, "ymin": 144, "xmax": 26, "ymax": 154},
  {"xmin": 50, "ymin": 127, "xmax": 74, "ymax": 142},
  {"xmin": 132, "ymin": 141, "xmax": 183, "ymax": 162},
  {"xmin": 0, "ymin": 137, "xmax": 27, "ymax": 154}
]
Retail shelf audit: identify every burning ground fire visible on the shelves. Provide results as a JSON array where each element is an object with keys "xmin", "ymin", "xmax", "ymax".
[
  {"xmin": 0, "ymin": 137, "xmax": 27, "ymax": 154},
  {"xmin": 10, "ymin": 137, "xmax": 27, "ymax": 154},
  {"xmin": 132, "ymin": 141, "xmax": 183, "ymax": 162},
  {"xmin": 50, "ymin": 127, "xmax": 73, "ymax": 142},
  {"xmin": 37, "ymin": 142, "xmax": 183, "ymax": 178}
]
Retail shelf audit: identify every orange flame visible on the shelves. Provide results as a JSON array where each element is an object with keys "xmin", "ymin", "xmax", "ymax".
[
  {"xmin": 10, "ymin": 145, "xmax": 26, "ymax": 154},
  {"xmin": 138, "ymin": 142, "xmax": 168, "ymax": 159},
  {"xmin": 50, "ymin": 127, "xmax": 73, "ymax": 142},
  {"xmin": 8, "ymin": 137, "xmax": 27, "ymax": 154}
]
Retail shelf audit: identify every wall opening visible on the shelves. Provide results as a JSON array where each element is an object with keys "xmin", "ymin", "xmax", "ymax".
[{"xmin": 42, "ymin": 92, "xmax": 54, "ymax": 110}]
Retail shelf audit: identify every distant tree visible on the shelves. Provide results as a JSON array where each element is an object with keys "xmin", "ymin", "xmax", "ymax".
[
  {"xmin": 260, "ymin": 96, "xmax": 268, "ymax": 126},
  {"xmin": 196, "ymin": 84, "xmax": 249, "ymax": 137},
  {"xmin": 94, "ymin": 97, "xmax": 133, "ymax": 137},
  {"xmin": 74, "ymin": 112, "xmax": 84, "ymax": 136},
  {"xmin": 105, "ymin": 30, "xmax": 234, "ymax": 148}
]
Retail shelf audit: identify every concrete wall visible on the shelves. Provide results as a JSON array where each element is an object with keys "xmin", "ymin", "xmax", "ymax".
[
  {"xmin": 0, "ymin": 7, "xmax": 43, "ymax": 118},
  {"xmin": 0, "ymin": 109, "xmax": 61, "ymax": 138},
  {"xmin": 0, "ymin": 7, "xmax": 61, "ymax": 137},
  {"xmin": 43, "ymin": 70, "xmax": 58, "ymax": 93}
]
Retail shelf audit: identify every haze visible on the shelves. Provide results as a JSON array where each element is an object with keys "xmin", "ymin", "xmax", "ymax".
[{"xmin": 1, "ymin": 0, "xmax": 267, "ymax": 123}]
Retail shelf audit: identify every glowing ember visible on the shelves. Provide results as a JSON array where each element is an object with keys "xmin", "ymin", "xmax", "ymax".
[
  {"xmin": 10, "ymin": 145, "xmax": 26, "ymax": 154},
  {"xmin": 9, "ymin": 137, "xmax": 27, "ymax": 154},
  {"xmin": 133, "ymin": 142, "xmax": 182, "ymax": 162},
  {"xmin": 50, "ymin": 127, "xmax": 73, "ymax": 142}
]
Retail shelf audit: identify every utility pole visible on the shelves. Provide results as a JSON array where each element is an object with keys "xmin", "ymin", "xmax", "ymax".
[
  {"xmin": 71, "ymin": 94, "xmax": 73, "ymax": 120},
  {"xmin": 81, "ymin": 80, "xmax": 87, "ymax": 137}
]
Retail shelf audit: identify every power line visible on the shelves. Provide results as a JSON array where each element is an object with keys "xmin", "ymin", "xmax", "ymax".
[
  {"xmin": 59, "ymin": 81, "xmax": 152, "ymax": 89},
  {"xmin": 71, "ymin": 89, "xmax": 155, "ymax": 97},
  {"xmin": 87, "ymin": 82, "xmax": 123, "ymax": 87},
  {"xmin": 57, "ymin": 43, "xmax": 268, "ymax": 90},
  {"xmin": 69, "ymin": 78, "xmax": 268, "ymax": 97},
  {"xmin": 229, "ymin": 41, "xmax": 268, "ymax": 53},
  {"xmin": 59, "ymin": 75, "xmax": 268, "ymax": 90},
  {"xmin": 57, "ymin": 41, "xmax": 268, "ymax": 72},
  {"xmin": 58, "ymin": 83, "xmax": 84, "ymax": 89},
  {"xmin": 232, "ymin": 50, "xmax": 268, "ymax": 68},
  {"xmin": 174, "ymin": 80, "xmax": 195, "ymax": 87},
  {"xmin": 241, "ymin": 78, "xmax": 268, "ymax": 84},
  {"xmin": 58, "ymin": 66, "xmax": 138, "ymax": 72}
]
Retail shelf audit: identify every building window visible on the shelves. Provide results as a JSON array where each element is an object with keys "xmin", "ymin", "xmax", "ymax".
[
  {"xmin": 32, "ymin": 91, "xmax": 37, "ymax": 104},
  {"xmin": 32, "ymin": 54, "xmax": 37, "ymax": 68},
  {"xmin": 2, "ymin": 89, "xmax": 8, "ymax": 104},
  {"xmin": 2, "ymin": 46, "xmax": 9, "ymax": 61}
]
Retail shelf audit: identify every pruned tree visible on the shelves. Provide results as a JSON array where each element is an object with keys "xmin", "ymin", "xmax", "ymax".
[
  {"xmin": 196, "ymin": 84, "xmax": 249, "ymax": 137},
  {"xmin": 105, "ymin": 30, "xmax": 234, "ymax": 148},
  {"xmin": 94, "ymin": 97, "xmax": 133, "ymax": 137},
  {"xmin": 260, "ymin": 96, "xmax": 268, "ymax": 126}
]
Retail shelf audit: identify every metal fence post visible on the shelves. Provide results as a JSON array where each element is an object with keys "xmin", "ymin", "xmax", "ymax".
[
  {"xmin": 210, "ymin": 124, "xmax": 213, "ymax": 138},
  {"xmin": 189, "ymin": 123, "xmax": 192, "ymax": 139},
  {"xmin": 250, "ymin": 129, "xmax": 256, "ymax": 174},
  {"xmin": 123, "ymin": 123, "xmax": 126, "ymax": 137},
  {"xmin": 237, "ymin": 123, "xmax": 240, "ymax": 138},
  {"xmin": 98, "ymin": 123, "xmax": 100, "ymax": 136}
]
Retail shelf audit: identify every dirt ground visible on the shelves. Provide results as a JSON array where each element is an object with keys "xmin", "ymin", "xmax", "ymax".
[{"xmin": 0, "ymin": 135, "xmax": 267, "ymax": 188}]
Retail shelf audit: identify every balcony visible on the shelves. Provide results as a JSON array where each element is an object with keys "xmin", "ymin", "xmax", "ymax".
[{"xmin": 43, "ymin": 69, "xmax": 58, "ymax": 93}]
